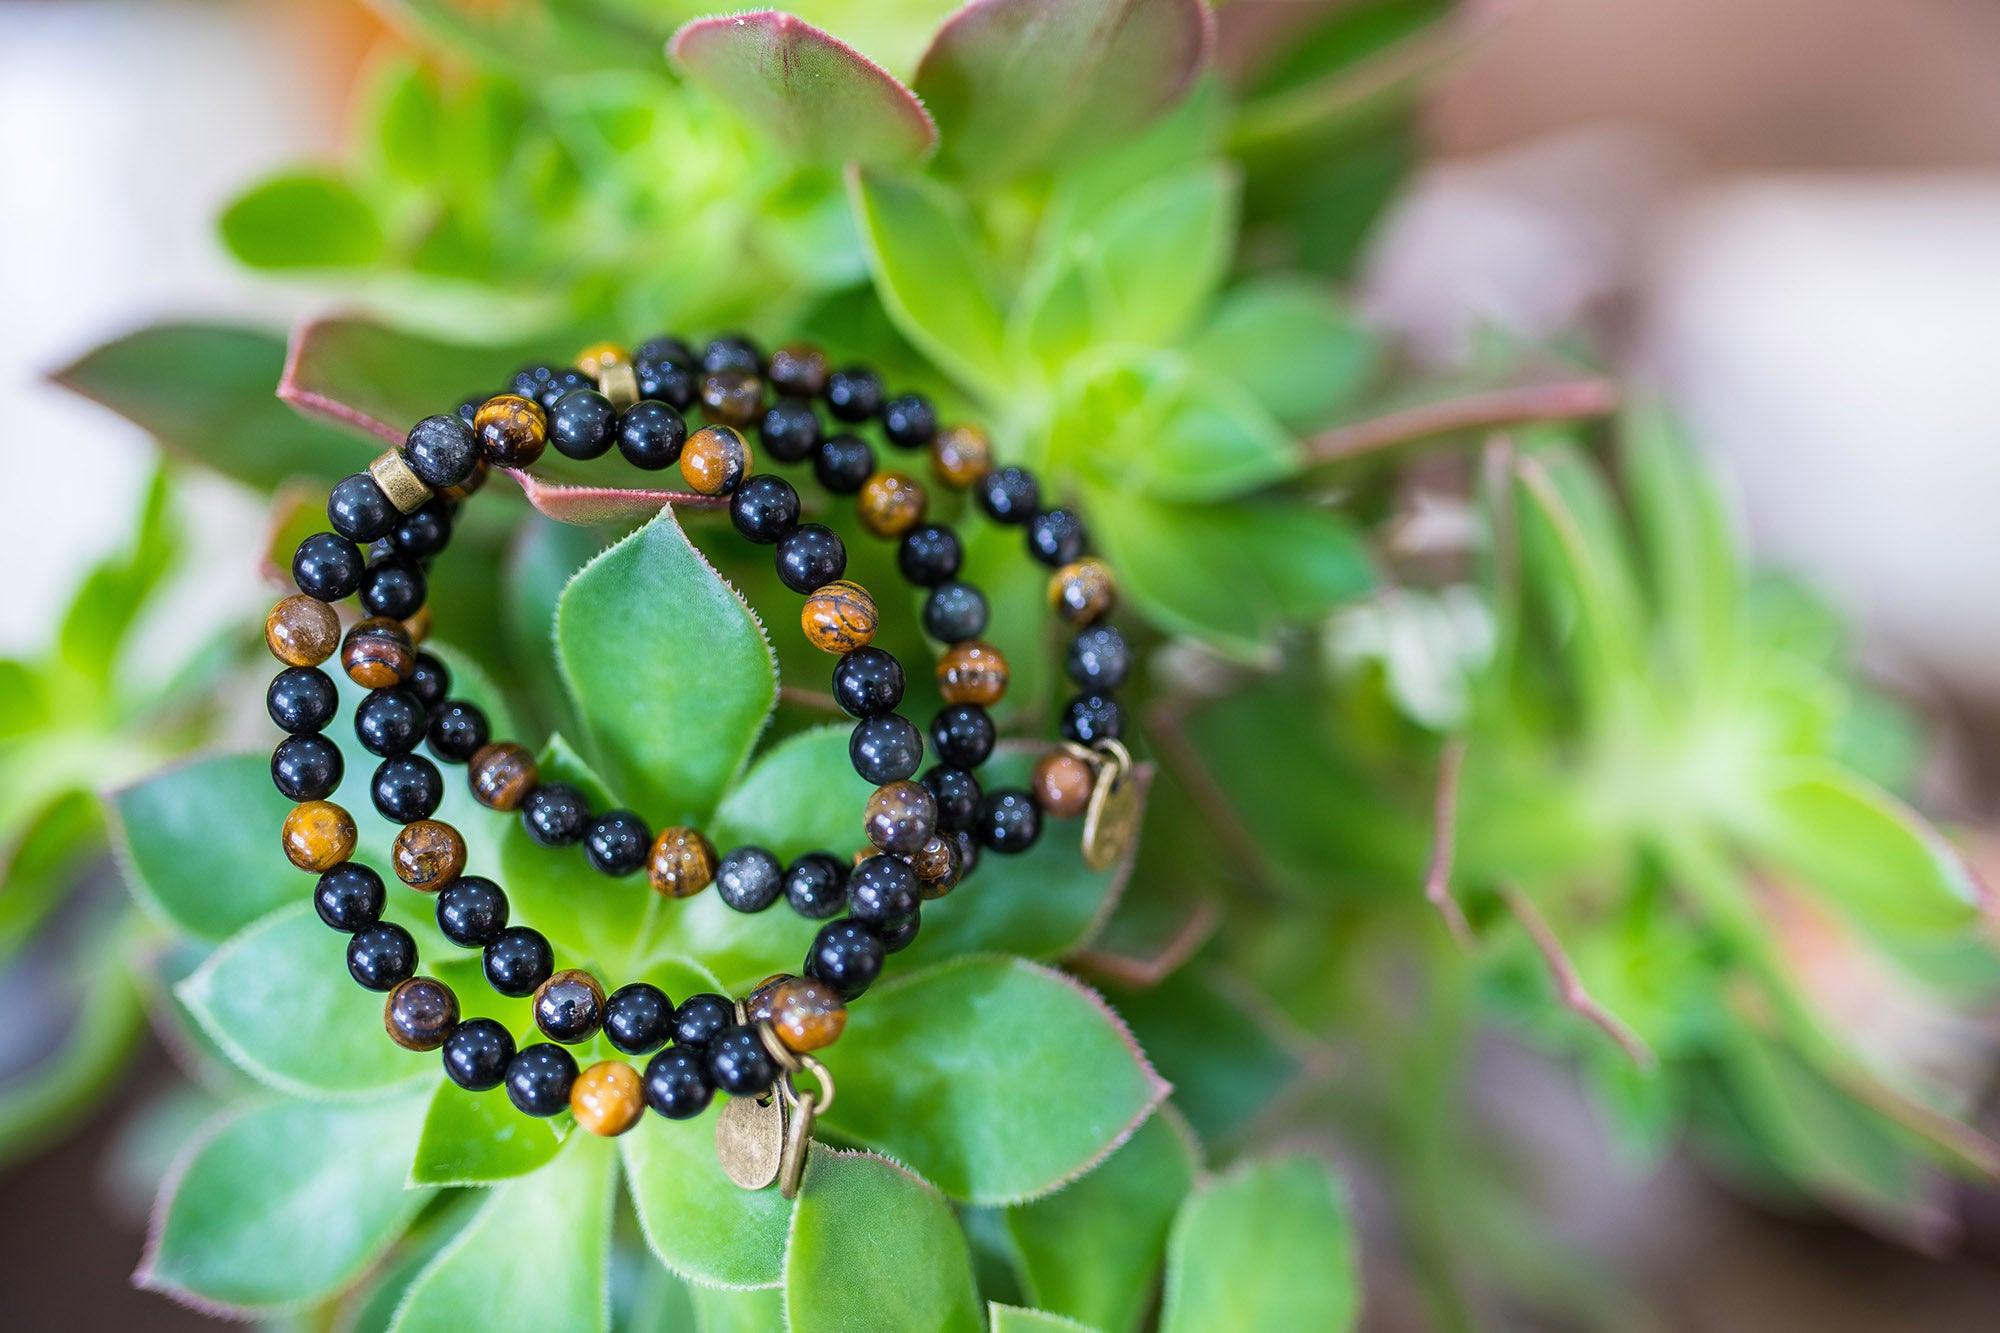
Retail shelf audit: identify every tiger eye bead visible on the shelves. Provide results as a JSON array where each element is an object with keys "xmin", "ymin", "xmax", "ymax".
[
  {"xmin": 764, "ymin": 977, "xmax": 847, "ymax": 1053},
  {"xmin": 857, "ymin": 471, "xmax": 926, "ymax": 538},
  {"xmin": 473, "ymin": 394, "xmax": 549, "ymax": 468},
  {"xmin": 801, "ymin": 580, "xmax": 878, "ymax": 654},
  {"xmin": 936, "ymin": 640, "xmax": 1009, "ymax": 707},
  {"xmin": 700, "ymin": 371, "xmax": 765, "ymax": 429},
  {"xmin": 385, "ymin": 977, "xmax": 459, "ymax": 1051},
  {"xmin": 680, "ymin": 425, "xmax": 752, "ymax": 496},
  {"xmin": 393, "ymin": 819, "xmax": 466, "ymax": 892},
  {"xmin": 1049, "ymin": 558, "xmax": 1117, "ymax": 626},
  {"xmin": 910, "ymin": 835, "xmax": 964, "ymax": 898},
  {"xmin": 930, "ymin": 425, "xmax": 992, "ymax": 489},
  {"xmin": 266, "ymin": 595, "xmax": 341, "ymax": 667},
  {"xmin": 468, "ymin": 742, "xmax": 538, "ymax": 812},
  {"xmin": 1032, "ymin": 750, "xmax": 1095, "ymax": 818},
  {"xmin": 647, "ymin": 826, "xmax": 718, "ymax": 898},
  {"xmin": 769, "ymin": 343, "xmax": 829, "ymax": 397},
  {"xmin": 570, "ymin": 1059, "xmax": 645, "ymax": 1137},
  {"xmin": 282, "ymin": 800, "xmax": 356, "ymax": 872},
  {"xmin": 864, "ymin": 779, "xmax": 937, "ymax": 854},
  {"xmin": 533, "ymin": 968, "xmax": 608, "ymax": 1044},
  {"xmin": 342, "ymin": 617, "xmax": 416, "ymax": 689}
]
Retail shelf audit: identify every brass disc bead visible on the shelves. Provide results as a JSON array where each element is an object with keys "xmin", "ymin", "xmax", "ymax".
[
  {"xmin": 647, "ymin": 826, "xmax": 718, "ymax": 898},
  {"xmin": 936, "ymin": 640, "xmax": 1010, "ymax": 707},
  {"xmin": 1031, "ymin": 750, "xmax": 1095, "ymax": 819},
  {"xmin": 680, "ymin": 425, "xmax": 752, "ymax": 496},
  {"xmin": 764, "ymin": 977, "xmax": 847, "ymax": 1053},
  {"xmin": 570, "ymin": 1059, "xmax": 645, "ymax": 1137},
  {"xmin": 857, "ymin": 471, "xmax": 927, "ymax": 538},
  {"xmin": 801, "ymin": 580, "xmax": 878, "ymax": 654},
  {"xmin": 575, "ymin": 342, "xmax": 629, "ymax": 380},
  {"xmin": 864, "ymin": 779, "xmax": 937, "ymax": 854},
  {"xmin": 468, "ymin": 742, "xmax": 538, "ymax": 812},
  {"xmin": 341, "ymin": 617, "xmax": 416, "ymax": 689},
  {"xmin": 930, "ymin": 425, "xmax": 992, "ymax": 489},
  {"xmin": 266, "ymin": 595, "xmax": 341, "ymax": 667},
  {"xmin": 911, "ymin": 835, "xmax": 964, "ymax": 898},
  {"xmin": 474, "ymin": 394, "xmax": 549, "ymax": 468},
  {"xmin": 700, "ymin": 371, "xmax": 765, "ymax": 429},
  {"xmin": 1049, "ymin": 558, "xmax": 1117, "ymax": 627},
  {"xmin": 393, "ymin": 819, "xmax": 466, "ymax": 892},
  {"xmin": 385, "ymin": 976, "xmax": 459, "ymax": 1051},
  {"xmin": 282, "ymin": 800, "xmax": 356, "ymax": 872}
]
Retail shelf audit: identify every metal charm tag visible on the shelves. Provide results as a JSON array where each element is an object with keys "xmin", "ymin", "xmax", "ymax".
[
  {"xmin": 715, "ymin": 1093, "xmax": 785, "ymax": 1190},
  {"xmin": 1081, "ymin": 741, "xmax": 1140, "ymax": 872}
]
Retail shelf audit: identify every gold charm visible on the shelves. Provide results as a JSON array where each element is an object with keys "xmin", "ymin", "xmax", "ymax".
[
  {"xmin": 1080, "ymin": 739, "xmax": 1140, "ymax": 872},
  {"xmin": 715, "ymin": 1093, "xmax": 784, "ymax": 1190},
  {"xmin": 776, "ymin": 1052, "xmax": 836, "ymax": 1201}
]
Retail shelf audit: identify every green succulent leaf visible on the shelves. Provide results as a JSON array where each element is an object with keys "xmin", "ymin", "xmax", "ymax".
[
  {"xmin": 410, "ymin": 1079, "xmax": 568, "ymax": 1186},
  {"xmin": 1186, "ymin": 277, "xmax": 1379, "ymax": 431},
  {"xmin": 784, "ymin": 1150, "xmax": 983, "ymax": 1331},
  {"xmin": 990, "ymin": 1305, "xmax": 1100, "ymax": 1332},
  {"xmin": 497, "ymin": 734, "xmax": 643, "ymax": 971},
  {"xmin": 57, "ymin": 466, "xmax": 179, "ymax": 688},
  {"xmin": 220, "ymin": 172, "xmax": 385, "ymax": 269},
  {"xmin": 689, "ymin": 1284, "xmax": 787, "ymax": 1331},
  {"xmin": 111, "ymin": 753, "xmax": 297, "ymax": 942},
  {"xmin": 712, "ymin": 724, "xmax": 873, "ymax": 860},
  {"xmin": 621, "ymin": 1101, "xmax": 795, "ymax": 1289},
  {"xmin": 1160, "ymin": 1154, "xmax": 1359, "ymax": 1332},
  {"xmin": 1057, "ymin": 354, "xmax": 1299, "ymax": 502},
  {"xmin": 278, "ymin": 316, "xmax": 560, "ymax": 444}
]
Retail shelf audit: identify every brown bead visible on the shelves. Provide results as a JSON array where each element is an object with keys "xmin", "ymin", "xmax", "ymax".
[
  {"xmin": 856, "ymin": 471, "xmax": 927, "ymax": 539},
  {"xmin": 570, "ymin": 1060, "xmax": 645, "ymax": 1137},
  {"xmin": 801, "ymin": 580, "xmax": 878, "ymax": 654},
  {"xmin": 930, "ymin": 425, "xmax": 992, "ymax": 489},
  {"xmin": 1049, "ymin": 558, "xmax": 1116, "ymax": 627},
  {"xmin": 647, "ymin": 825, "xmax": 717, "ymax": 898},
  {"xmin": 468, "ymin": 742, "xmax": 538, "ymax": 812},
  {"xmin": 266, "ymin": 595, "xmax": 341, "ymax": 667},
  {"xmin": 911, "ymin": 835, "xmax": 964, "ymax": 899},
  {"xmin": 440, "ymin": 459, "xmax": 488, "ymax": 504},
  {"xmin": 936, "ymin": 640, "xmax": 1009, "ymax": 707},
  {"xmin": 402, "ymin": 603, "xmax": 433, "ymax": 645},
  {"xmin": 533, "ymin": 968, "xmax": 608, "ymax": 1043},
  {"xmin": 385, "ymin": 977, "xmax": 459, "ymax": 1052},
  {"xmin": 474, "ymin": 394, "xmax": 548, "ymax": 468},
  {"xmin": 680, "ymin": 425, "xmax": 752, "ymax": 496},
  {"xmin": 745, "ymin": 973, "xmax": 794, "ymax": 1023},
  {"xmin": 393, "ymin": 820, "xmax": 466, "ymax": 893},
  {"xmin": 865, "ymin": 780, "xmax": 936, "ymax": 854},
  {"xmin": 282, "ymin": 800, "xmax": 356, "ymax": 872},
  {"xmin": 700, "ymin": 371, "xmax": 765, "ymax": 429},
  {"xmin": 769, "ymin": 343, "xmax": 829, "ymax": 397},
  {"xmin": 765, "ymin": 977, "xmax": 847, "ymax": 1053},
  {"xmin": 342, "ymin": 617, "xmax": 416, "ymax": 689},
  {"xmin": 1032, "ymin": 750, "xmax": 1095, "ymax": 819}
]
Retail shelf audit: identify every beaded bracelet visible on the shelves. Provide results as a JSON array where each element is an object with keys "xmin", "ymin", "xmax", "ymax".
[{"xmin": 259, "ymin": 331, "xmax": 1140, "ymax": 1194}]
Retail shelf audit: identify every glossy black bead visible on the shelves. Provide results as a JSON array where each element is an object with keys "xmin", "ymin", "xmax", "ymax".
[
  {"xmin": 483, "ymin": 926, "xmax": 555, "ymax": 997},
  {"xmin": 825, "ymin": 366, "xmax": 883, "ymax": 422},
  {"xmin": 584, "ymin": 810, "xmax": 651, "ymax": 876},
  {"xmin": 617, "ymin": 400, "xmax": 689, "ymax": 471},
  {"xmin": 702, "ymin": 334, "xmax": 762, "ymax": 376},
  {"xmin": 346, "ymin": 922, "xmax": 417, "ymax": 991},
  {"xmin": 881, "ymin": 393, "xmax": 936, "ymax": 449},
  {"xmin": 921, "ymin": 765, "xmax": 984, "ymax": 834},
  {"xmin": 851, "ymin": 714, "xmax": 923, "ymax": 784},
  {"xmin": 272, "ymin": 733, "xmax": 343, "ymax": 801},
  {"xmin": 878, "ymin": 908, "xmax": 921, "ymax": 954},
  {"xmin": 814, "ymin": 433, "xmax": 874, "ymax": 494},
  {"xmin": 522, "ymin": 781, "xmax": 590, "ymax": 847},
  {"xmin": 978, "ymin": 788, "xmax": 1043, "ymax": 854},
  {"xmin": 896, "ymin": 525, "xmax": 961, "ymax": 587},
  {"xmin": 805, "ymin": 919, "xmax": 885, "ymax": 1000},
  {"xmin": 355, "ymin": 688, "xmax": 428, "ymax": 758},
  {"xmin": 427, "ymin": 700, "xmax": 490, "ymax": 763},
  {"xmin": 1027, "ymin": 508, "xmax": 1087, "ymax": 566},
  {"xmin": 292, "ymin": 532, "xmax": 364, "ymax": 602},
  {"xmin": 534, "ymin": 972, "xmax": 604, "ymax": 1044},
  {"xmin": 327, "ymin": 473, "xmax": 397, "ymax": 543},
  {"xmin": 672, "ymin": 992, "xmax": 735, "ymax": 1050},
  {"xmin": 404, "ymin": 413, "xmax": 480, "ymax": 489},
  {"xmin": 775, "ymin": 524, "xmax": 847, "ymax": 594},
  {"xmin": 1061, "ymin": 693, "xmax": 1124, "ymax": 744},
  {"xmin": 442, "ymin": 1018, "xmax": 514, "ymax": 1091},
  {"xmin": 955, "ymin": 830, "xmax": 982, "ymax": 881},
  {"xmin": 388, "ymin": 499, "xmax": 452, "ymax": 561},
  {"xmin": 549, "ymin": 388, "xmax": 618, "ymax": 460},
  {"xmin": 759, "ymin": 397, "xmax": 821, "ymax": 463},
  {"xmin": 715, "ymin": 845, "xmax": 783, "ymax": 913},
  {"xmin": 784, "ymin": 853, "xmax": 848, "ymax": 919},
  {"xmin": 314, "ymin": 863, "xmax": 385, "ymax": 932},
  {"xmin": 729, "ymin": 474, "xmax": 800, "ymax": 545},
  {"xmin": 456, "ymin": 395, "xmax": 482, "ymax": 426},
  {"xmin": 436, "ymin": 875, "xmax": 509, "ymax": 948},
  {"xmin": 534, "ymin": 368, "xmax": 592, "ymax": 411},
  {"xmin": 636, "ymin": 336, "xmax": 695, "ymax": 367},
  {"xmin": 509, "ymin": 364, "xmax": 559, "ymax": 401},
  {"xmin": 360, "ymin": 557, "xmax": 426, "ymax": 620},
  {"xmin": 922, "ymin": 582, "xmax": 988, "ymax": 642},
  {"xmin": 929, "ymin": 704, "xmax": 995, "ymax": 769},
  {"xmin": 267, "ymin": 666, "xmax": 338, "ymax": 734},
  {"xmin": 1066, "ymin": 625, "xmax": 1130, "ymax": 691},
  {"xmin": 831, "ymin": 646, "xmax": 904, "ymax": 718},
  {"xmin": 634, "ymin": 347, "xmax": 697, "ymax": 410},
  {"xmin": 405, "ymin": 652, "xmax": 450, "ymax": 710},
  {"xmin": 707, "ymin": 1024, "xmax": 778, "ymax": 1096},
  {"xmin": 505, "ymin": 1043, "xmax": 579, "ymax": 1116},
  {"xmin": 976, "ymin": 467, "xmax": 1040, "ymax": 524},
  {"xmin": 604, "ymin": 982, "xmax": 675, "ymax": 1056},
  {"xmin": 848, "ymin": 855, "xmax": 920, "ymax": 925},
  {"xmin": 643, "ymin": 1047, "xmax": 714, "ymax": 1120},
  {"xmin": 372, "ymin": 755, "xmax": 443, "ymax": 823}
]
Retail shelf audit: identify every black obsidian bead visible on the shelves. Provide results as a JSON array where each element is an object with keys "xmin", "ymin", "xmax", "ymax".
[
  {"xmin": 1066, "ymin": 625, "xmax": 1130, "ymax": 691},
  {"xmin": 604, "ymin": 982, "xmax": 675, "ymax": 1055},
  {"xmin": 703, "ymin": 334, "xmax": 762, "ymax": 375},
  {"xmin": 896, "ymin": 525, "xmax": 962, "ymax": 587},
  {"xmin": 978, "ymin": 788, "xmax": 1043, "ymax": 853},
  {"xmin": 805, "ymin": 919, "xmax": 885, "ymax": 1000},
  {"xmin": 388, "ymin": 499, "xmax": 452, "ymax": 561},
  {"xmin": 851, "ymin": 714, "xmax": 923, "ymax": 784},
  {"xmin": 314, "ymin": 863, "xmax": 385, "ymax": 932},
  {"xmin": 921, "ymin": 766, "xmax": 984, "ymax": 834},
  {"xmin": 715, "ymin": 845, "xmax": 783, "ymax": 912},
  {"xmin": 814, "ymin": 434, "xmax": 875, "ymax": 494},
  {"xmin": 436, "ymin": 875, "xmax": 509, "ymax": 947},
  {"xmin": 956, "ymin": 830, "xmax": 982, "ymax": 880},
  {"xmin": 372, "ymin": 755, "xmax": 443, "ymax": 823},
  {"xmin": 272, "ymin": 734, "xmax": 343, "ymax": 801},
  {"xmin": 831, "ymin": 646, "xmax": 904, "ymax": 718},
  {"xmin": 672, "ymin": 992, "xmax": 735, "ymax": 1050},
  {"xmin": 534, "ymin": 368, "xmax": 593, "ymax": 411},
  {"xmin": 848, "ymin": 855, "xmax": 920, "ymax": 925},
  {"xmin": 785, "ymin": 853, "xmax": 848, "ymax": 919},
  {"xmin": 707, "ymin": 1024, "xmax": 778, "ymax": 1096},
  {"xmin": 355, "ymin": 688, "xmax": 427, "ymax": 758},
  {"xmin": 1027, "ymin": 508, "xmax": 1087, "ymax": 566},
  {"xmin": 328, "ymin": 473, "xmax": 397, "ymax": 543},
  {"xmin": 825, "ymin": 367, "xmax": 883, "ymax": 422},
  {"xmin": 267, "ymin": 666, "xmax": 338, "ymax": 734},
  {"xmin": 775, "ymin": 524, "xmax": 847, "ymax": 594},
  {"xmin": 509, "ymin": 364, "xmax": 559, "ymax": 402},
  {"xmin": 1061, "ymin": 693, "xmax": 1124, "ymax": 744},
  {"xmin": 534, "ymin": 970, "xmax": 605, "ymax": 1044},
  {"xmin": 347, "ymin": 922, "xmax": 417, "ymax": 991},
  {"xmin": 456, "ymin": 395, "xmax": 481, "ymax": 426},
  {"xmin": 522, "ymin": 781, "xmax": 590, "ymax": 847},
  {"xmin": 293, "ymin": 532, "xmax": 364, "ymax": 602},
  {"xmin": 878, "ymin": 909, "xmax": 921, "ymax": 954},
  {"xmin": 427, "ymin": 700, "xmax": 490, "ymax": 763},
  {"xmin": 976, "ymin": 467, "xmax": 1040, "ymax": 524},
  {"xmin": 360, "ymin": 557, "xmax": 426, "ymax": 621},
  {"xmin": 483, "ymin": 926, "xmax": 554, "ymax": 997},
  {"xmin": 729, "ymin": 474, "xmax": 800, "ymax": 545},
  {"xmin": 922, "ymin": 582, "xmax": 988, "ymax": 642},
  {"xmin": 881, "ymin": 394, "xmax": 937, "ymax": 449},
  {"xmin": 584, "ymin": 810, "xmax": 651, "ymax": 876},
  {"xmin": 443, "ymin": 1018, "xmax": 514, "ymax": 1091},
  {"xmin": 930, "ymin": 704, "xmax": 995, "ymax": 769},
  {"xmin": 405, "ymin": 653, "xmax": 449, "ymax": 710},
  {"xmin": 759, "ymin": 397, "xmax": 821, "ymax": 463},
  {"xmin": 404, "ymin": 413, "xmax": 480, "ymax": 489},
  {"xmin": 635, "ymin": 360, "xmax": 696, "ymax": 412},
  {"xmin": 549, "ymin": 388, "xmax": 618, "ymax": 460},
  {"xmin": 643, "ymin": 1048, "xmax": 714, "ymax": 1119},
  {"xmin": 617, "ymin": 400, "xmax": 689, "ymax": 470},
  {"xmin": 506, "ymin": 1043, "xmax": 579, "ymax": 1116}
]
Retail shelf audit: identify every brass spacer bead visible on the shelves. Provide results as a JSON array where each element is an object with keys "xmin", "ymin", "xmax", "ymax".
[{"xmin": 370, "ymin": 448, "xmax": 434, "ymax": 514}]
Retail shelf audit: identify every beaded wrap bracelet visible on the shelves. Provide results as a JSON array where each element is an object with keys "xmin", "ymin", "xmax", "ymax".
[{"xmin": 260, "ymin": 331, "xmax": 1138, "ymax": 1191}]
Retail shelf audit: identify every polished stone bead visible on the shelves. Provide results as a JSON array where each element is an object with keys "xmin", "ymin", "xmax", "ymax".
[
  {"xmin": 936, "ymin": 640, "xmax": 1009, "ymax": 707},
  {"xmin": 850, "ymin": 714, "xmax": 924, "ymax": 784},
  {"xmin": 506, "ymin": 1043, "xmax": 579, "ymax": 1117},
  {"xmin": 729, "ymin": 474, "xmax": 800, "ymax": 544},
  {"xmin": 571, "ymin": 1060, "xmax": 645, "ymax": 1136},
  {"xmin": 956, "ymin": 830, "xmax": 982, "ymax": 881},
  {"xmin": 825, "ymin": 366, "xmax": 882, "ymax": 422},
  {"xmin": 759, "ymin": 396, "xmax": 821, "ymax": 463},
  {"xmin": 881, "ymin": 394, "xmax": 936, "ymax": 450},
  {"xmin": 634, "ymin": 337, "xmax": 697, "ymax": 408},
  {"xmin": 293, "ymin": 531, "xmax": 364, "ymax": 602},
  {"xmin": 483, "ymin": 926, "xmax": 555, "ymax": 997},
  {"xmin": 642, "ymin": 1047, "xmax": 714, "ymax": 1120},
  {"xmin": 784, "ymin": 853, "xmax": 848, "ymax": 919},
  {"xmin": 534, "ymin": 968, "xmax": 607, "ymax": 1044},
  {"xmin": 282, "ymin": 800, "xmax": 356, "ymax": 872},
  {"xmin": 443, "ymin": 1017, "xmax": 514, "ymax": 1091},
  {"xmin": 474, "ymin": 394, "xmax": 549, "ymax": 468},
  {"xmin": 272, "ymin": 733, "xmax": 343, "ymax": 801},
  {"xmin": 388, "ymin": 499, "xmax": 452, "ymax": 561},
  {"xmin": 341, "ymin": 617, "xmax": 416, "ymax": 689},
  {"xmin": 1066, "ymin": 624, "xmax": 1131, "ymax": 691},
  {"xmin": 328, "ymin": 472, "xmax": 397, "ymax": 543},
  {"xmin": 266, "ymin": 594, "xmax": 341, "ymax": 667},
  {"xmin": 648, "ymin": 826, "xmax": 718, "ymax": 898},
  {"xmin": 1032, "ymin": 749, "xmax": 1095, "ymax": 818},
  {"xmin": 392, "ymin": 819, "xmax": 465, "ymax": 892},
  {"xmin": 814, "ymin": 433, "xmax": 874, "ymax": 494},
  {"xmin": 976, "ymin": 466, "xmax": 1039, "ymax": 523},
  {"xmin": 896, "ymin": 525, "xmax": 961, "ymax": 587},
  {"xmin": 707, "ymin": 1024, "xmax": 778, "ymax": 1096},
  {"xmin": 857, "ymin": 471, "xmax": 926, "ymax": 538},
  {"xmin": 864, "ymin": 780, "xmax": 936, "ymax": 854},
  {"xmin": 832, "ymin": 646, "xmax": 904, "ymax": 719},
  {"xmin": 775, "ymin": 524, "xmax": 847, "ymax": 594},
  {"xmin": 702, "ymin": 334, "xmax": 762, "ymax": 375},
  {"xmin": 768, "ymin": 343, "xmax": 829, "ymax": 397},
  {"xmin": 617, "ymin": 400, "xmax": 688, "ymax": 471},
  {"xmin": 1061, "ymin": 692, "xmax": 1124, "ymax": 744},
  {"xmin": 922, "ymin": 581, "xmax": 989, "ymax": 643},
  {"xmin": 584, "ymin": 810, "xmax": 651, "ymax": 876},
  {"xmin": 468, "ymin": 741, "xmax": 538, "ymax": 811},
  {"xmin": 1027, "ymin": 507, "xmax": 1087, "ymax": 567},
  {"xmin": 314, "ymin": 863, "xmax": 385, "ymax": 932},
  {"xmin": 604, "ymin": 982, "xmax": 675, "ymax": 1056},
  {"xmin": 436, "ymin": 875, "xmax": 508, "ymax": 947},
  {"xmin": 672, "ymin": 992, "xmax": 735, "ymax": 1050},
  {"xmin": 978, "ymin": 788, "xmax": 1042, "ymax": 854},
  {"xmin": 403, "ymin": 413, "xmax": 480, "ymax": 488},
  {"xmin": 805, "ymin": 919, "xmax": 884, "ymax": 1000},
  {"xmin": 700, "ymin": 371, "xmax": 765, "ymax": 430},
  {"xmin": 680, "ymin": 424, "xmax": 751, "ymax": 496},
  {"xmin": 385, "ymin": 976, "xmax": 459, "ymax": 1051},
  {"xmin": 549, "ymin": 388, "xmax": 618, "ymax": 460},
  {"xmin": 716, "ymin": 845, "xmax": 784, "ymax": 913},
  {"xmin": 1049, "ymin": 557, "xmax": 1117, "ymax": 626},
  {"xmin": 360, "ymin": 556, "xmax": 426, "ymax": 621},
  {"xmin": 801, "ymin": 579, "xmax": 878, "ymax": 654},
  {"xmin": 372, "ymin": 754, "xmax": 444, "ymax": 823},
  {"xmin": 427, "ymin": 700, "xmax": 490, "ymax": 763},
  {"xmin": 764, "ymin": 977, "xmax": 847, "ymax": 1053},
  {"xmin": 920, "ymin": 765, "xmax": 983, "ymax": 834},
  {"xmin": 848, "ymin": 854, "xmax": 920, "ymax": 925},
  {"xmin": 930, "ymin": 425, "xmax": 992, "ymax": 489},
  {"xmin": 910, "ymin": 835, "xmax": 963, "ymax": 898},
  {"xmin": 522, "ymin": 781, "xmax": 591, "ymax": 847},
  {"xmin": 406, "ymin": 653, "xmax": 449, "ymax": 710},
  {"xmin": 355, "ymin": 688, "xmax": 427, "ymax": 757},
  {"xmin": 929, "ymin": 704, "xmax": 995, "ymax": 769},
  {"xmin": 878, "ymin": 908, "xmax": 921, "ymax": 953},
  {"xmin": 347, "ymin": 921, "xmax": 416, "ymax": 991},
  {"xmin": 533, "ymin": 368, "xmax": 592, "ymax": 411}
]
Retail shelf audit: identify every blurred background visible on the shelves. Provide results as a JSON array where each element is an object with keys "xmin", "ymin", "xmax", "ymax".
[{"xmin": 7, "ymin": 0, "xmax": 2000, "ymax": 1326}]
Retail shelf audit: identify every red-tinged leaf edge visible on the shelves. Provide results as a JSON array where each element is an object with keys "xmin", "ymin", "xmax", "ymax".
[
  {"xmin": 1070, "ymin": 894, "xmax": 1221, "ymax": 989},
  {"xmin": 277, "ymin": 317, "xmax": 402, "ymax": 446},
  {"xmin": 498, "ymin": 468, "xmax": 726, "ymax": 524}
]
